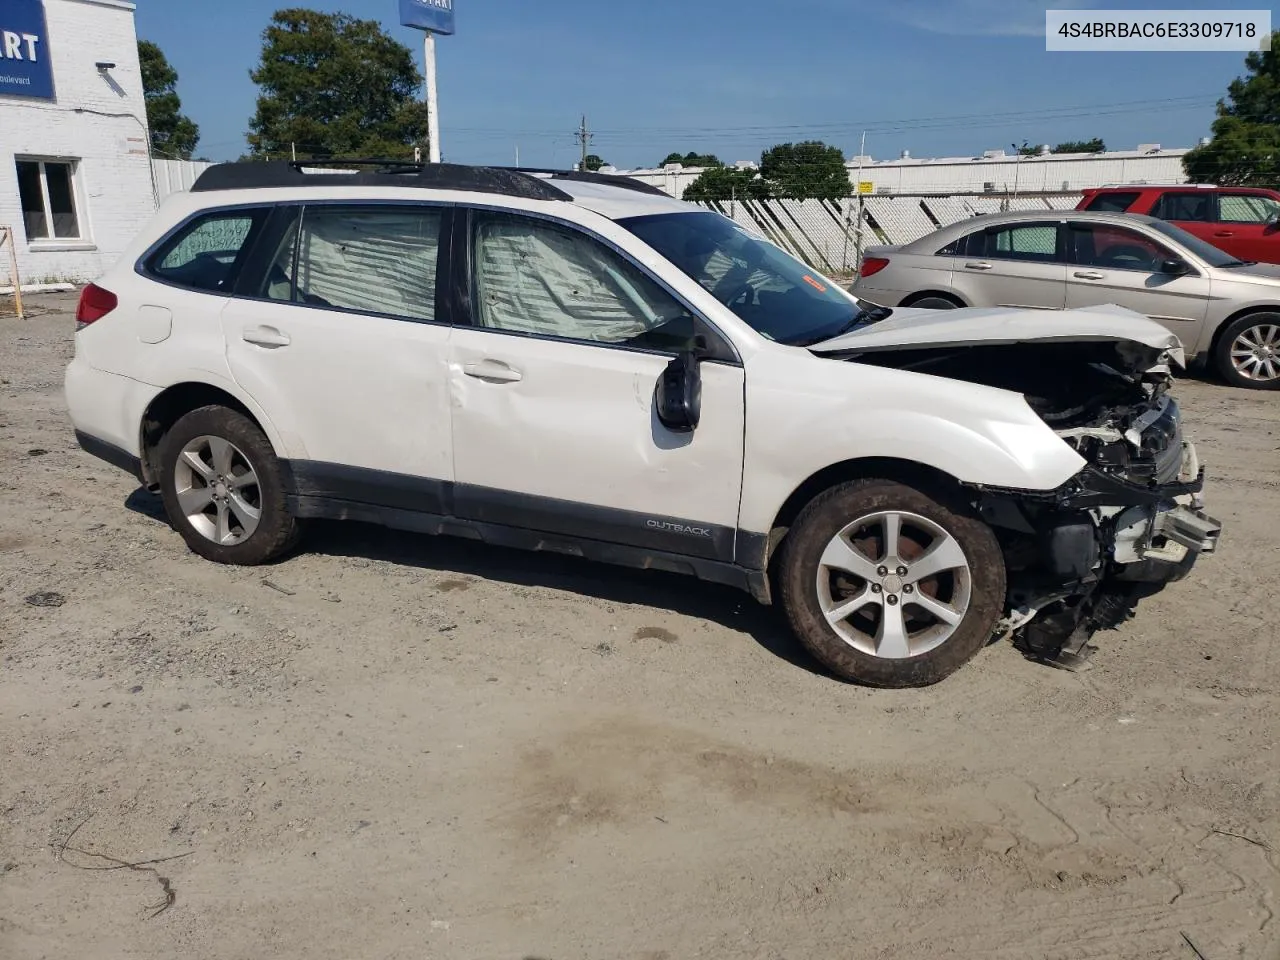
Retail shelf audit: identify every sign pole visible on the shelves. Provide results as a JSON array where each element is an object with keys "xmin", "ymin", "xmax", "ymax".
[{"xmin": 424, "ymin": 29, "xmax": 440, "ymax": 163}]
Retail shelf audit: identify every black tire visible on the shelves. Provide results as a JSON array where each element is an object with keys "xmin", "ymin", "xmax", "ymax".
[
  {"xmin": 777, "ymin": 479, "xmax": 1006, "ymax": 688},
  {"xmin": 901, "ymin": 292, "xmax": 964, "ymax": 310},
  {"xmin": 1213, "ymin": 312, "xmax": 1280, "ymax": 390},
  {"xmin": 157, "ymin": 405, "xmax": 301, "ymax": 565}
]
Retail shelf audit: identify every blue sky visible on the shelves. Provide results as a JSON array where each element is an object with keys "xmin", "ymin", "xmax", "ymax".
[{"xmin": 136, "ymin": 0, "xmax": 1258, "ymax": 168}]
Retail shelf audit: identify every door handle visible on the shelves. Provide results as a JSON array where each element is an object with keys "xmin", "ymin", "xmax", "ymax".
[
  {"xmin": 1073, "ymin": 271, "xmax": 1105, "ymax": 280},
  {"xmin": 1214, "ymin": 231, "xmax": 1234, "ymax": 237},
  {"xmin": 462, "ymin": 359, "xmax": 523, "ymax": 383},
  {"xmin": 964, "ymin": 261, "xmax": 993, "ymax": 271},
  {"xmin": 242, "ymin": 325, "xmax": 291, "ymax": 348}
]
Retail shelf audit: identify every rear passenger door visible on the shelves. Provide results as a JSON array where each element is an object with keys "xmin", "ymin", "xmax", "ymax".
[
  {"xmin": 1149, "ymin": 191, "xmax": 1218, "ymax": 247},
  {"xmin": 952, "ymin": 221, "xmax": 1067, "ymax": 309},
  {"xmin": 220, "ymin": 203, "xmax": 454, "ymax": 508}
]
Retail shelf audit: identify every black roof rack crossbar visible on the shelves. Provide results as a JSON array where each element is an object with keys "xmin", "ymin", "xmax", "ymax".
[
  {"xmin": 286, "ymin": 158, "xmax": 425, "ymax": 171},
  {"xmin": 189, "ymin": 160, "xmax": 573, "ymax": 201},
  {"xmin": 491, "ymin": 166, "xmax": 671, "ymax": 197}
]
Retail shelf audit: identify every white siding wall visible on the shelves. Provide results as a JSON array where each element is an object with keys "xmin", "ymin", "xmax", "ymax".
[{"xmin": 0, "ymin": 0, "xmax": 154, "ymax": 285}]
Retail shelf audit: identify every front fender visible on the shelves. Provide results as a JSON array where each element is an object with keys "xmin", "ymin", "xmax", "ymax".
[{"xmin": 738, "ymin": 351, "xmax": 1085, "ymax": 534}]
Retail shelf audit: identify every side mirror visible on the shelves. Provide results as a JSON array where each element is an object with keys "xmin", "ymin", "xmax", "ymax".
[
  {"xmin": 1159, "ymin": 257, "xmax": 1191, "ymax": 276},
  {"xmin": 655, "ymin": 351, "xmax": 702, "ymax": 433},
  {"xmin": 1265, "ymin": 210, "xmax": 1280, "ymax": 229}
]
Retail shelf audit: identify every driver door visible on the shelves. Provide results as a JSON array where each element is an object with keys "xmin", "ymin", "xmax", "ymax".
[{"xmin": 447, "ymin": 208, "xmax": 746, "ymax": 561}]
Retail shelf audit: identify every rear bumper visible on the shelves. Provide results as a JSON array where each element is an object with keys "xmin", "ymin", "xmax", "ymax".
[{"xmin": 75, "ymin": 430, "xmax": 144, "ymax": 483}]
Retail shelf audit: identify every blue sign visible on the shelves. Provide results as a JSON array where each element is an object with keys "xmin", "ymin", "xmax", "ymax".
[
  {"xmin": 0, "ymin": 0, "xmax": 54, "ymax": 100},
  {"xmin": 400, "ymin": 0, "xmax": 455, "ymax": 35}
]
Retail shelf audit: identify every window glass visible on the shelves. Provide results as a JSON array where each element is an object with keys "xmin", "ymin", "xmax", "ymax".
[
  {"xmin": 1150, "ymin": 192, "xmax": 1214, "ymax": 222},
  {"xmin": 15, "ymin": 161, "xmax": 46, "ymax": 239},
  {"xmin": 1147, "ymin": 219, "xmax": 1245, "ymax": 267},
  {"xmin": 275, "ymin": 207, "xmax": 442, "ymax": 320},
  {"xmin": 970, "ymin": 223, "xmax": 1059, "ymax": 262},
  {"xmin": 619, "ymin": 210, "xmax": 867, "ymax": 346},
  {"xmin": 937, "ymin": 235, "xmax": 966, "ymax": 255},
  {"xmin": 1084, "ymin": 192, "xmax": 1140, "ymax": 213},
  {"xmin": 44, "ymin": 162, "xmax": 79, "ymax": 238},
  {"xmin": 474, "ymin": 213, "xmax": 695, "ymax": 351},
  {"xmin": 152, "ymin": 211, "xmax": 265, "ymax": 292},
  {"xmin": 1219, "ymin": 194, "xmax": 1280, "ymax": 224},
  {"xmin": 1068, "ymin": 224, "xmax": 1171, "ymax": 272}
]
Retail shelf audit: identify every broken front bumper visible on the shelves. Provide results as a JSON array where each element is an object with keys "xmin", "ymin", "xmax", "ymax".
[{"xmin": 1109, "ymin": 440, "xmax": 1222, "ymax": 581}]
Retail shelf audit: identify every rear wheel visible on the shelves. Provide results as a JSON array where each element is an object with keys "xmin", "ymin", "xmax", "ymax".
[
  {"xmin": 902, "ymin": 292, "xmax": 963, "ymax": 310},
  {"xmin": 1215, "ymin": 312, "xmax": 1280, "ymax": 389},
  {"xmin": 157, "ymin": 405, "xmax": 301, "ymax": 564},
  {"xmin": 777, "ymin": 479, "xmax": 1006, "ymax": 687}
]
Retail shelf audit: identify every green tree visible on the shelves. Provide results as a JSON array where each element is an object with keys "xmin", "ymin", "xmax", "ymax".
[
  {"xmin": 138, "ymin": 40, "xmax": 200, "ymax": 159},
  {"xmin": 1053, "ymin": 138, "xmax": 1105, "ymax": 154},
  {"xmin": 758, "ymin": 141, "xmax": 848, "ymax": 199},
  {"xmin": 582, "ymin": 154, "xmax": 607, "ymax": 171},
  {"xmin": 247, "ymin": 9, "xmax": 429, "ymax": 161},
  {"xmin": 1184, "ymin": 33, "xmax": 1280, "ymax": 186},
  {"xmin": 660, "ymin": 151, "xmax": 723, "ymax": 168},
  {"xmin": 682, "ymin": 165, "xmax": 769, "ymax": 202}
]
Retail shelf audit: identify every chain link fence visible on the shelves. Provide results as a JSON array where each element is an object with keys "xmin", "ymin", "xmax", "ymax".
[{"xmin": 693, "ymin": 191, "xmax": 1084, "ymax": 277}]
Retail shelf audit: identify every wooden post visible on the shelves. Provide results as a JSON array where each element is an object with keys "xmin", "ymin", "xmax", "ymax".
[{"xmin": 1, "ymin": 226, "xmax": 23, "ymax": 320}]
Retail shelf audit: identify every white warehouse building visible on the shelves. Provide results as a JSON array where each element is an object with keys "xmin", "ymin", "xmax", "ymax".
[
  {"xmin": 0, "ymin": 0, "xmax": 155, "ymax": 287},
  {"xmin": 613, "ymin": 144, "xmax": 1194, "ymax": 200}
]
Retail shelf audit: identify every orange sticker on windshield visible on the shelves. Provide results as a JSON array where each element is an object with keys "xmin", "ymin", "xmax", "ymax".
[{"xmin": 802, "ymin": 274, "xmax": 827, "ymax": 292}]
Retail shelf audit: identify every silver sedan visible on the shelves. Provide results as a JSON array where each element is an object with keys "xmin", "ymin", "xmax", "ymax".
[{"xmin": 851, "ymin": 209, "xmax": 1280, "ymax": 389}]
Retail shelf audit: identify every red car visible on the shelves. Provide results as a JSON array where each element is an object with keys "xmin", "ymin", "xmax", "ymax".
[{"xmin": 1077, "ymin": 185, "xmax": 1280, "ymax": 264}]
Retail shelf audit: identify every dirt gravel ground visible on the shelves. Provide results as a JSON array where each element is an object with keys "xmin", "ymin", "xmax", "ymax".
[{"xmin": 2, "ymin": 294, "xmax": 1278, "ymax": 960}]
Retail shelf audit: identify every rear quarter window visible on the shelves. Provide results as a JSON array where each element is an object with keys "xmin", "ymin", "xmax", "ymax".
[
  {"xmin": 1083, "ymin": 192, "xmax": 1140, "ymax": 213},
  {"xmin": 145, "ymin": 209, "xmax": 271, "ymax": 293}
]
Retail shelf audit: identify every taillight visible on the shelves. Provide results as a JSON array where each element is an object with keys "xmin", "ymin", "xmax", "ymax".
[
  {"xmin": 76, "ymin": 283, "xmax": 117, "ymax": 326},
  {"xmin": 859, "ymin": 257, "xmax": 890, "ymax": 278}
]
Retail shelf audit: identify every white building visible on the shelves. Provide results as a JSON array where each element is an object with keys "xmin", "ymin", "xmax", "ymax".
[
  {"xmin": 612, "ymin": 144, "xmax": 1193, "ymax": 199},
  {"xmin": 0, "ymin": 0, "xmax": 154, "ymax": 287}
]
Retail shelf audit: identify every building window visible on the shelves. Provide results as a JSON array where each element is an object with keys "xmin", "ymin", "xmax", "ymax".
[{"xmin": 15, "ymin": 159, "xmax": 82, "ymax": 241}]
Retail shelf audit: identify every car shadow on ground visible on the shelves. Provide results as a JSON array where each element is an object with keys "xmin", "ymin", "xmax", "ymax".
[{"xmin": 123, "ymin": 489, "xmax": 830, "ymax": 681}]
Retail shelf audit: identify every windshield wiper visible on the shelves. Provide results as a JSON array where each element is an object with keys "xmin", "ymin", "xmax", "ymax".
[
  {"xmin": 1220, "ymin": 259, "xmax": 1255, "ymax": 268},
  {"xmin": 795, "ymin": 306, "xmax": 891, "ymax": 347}
]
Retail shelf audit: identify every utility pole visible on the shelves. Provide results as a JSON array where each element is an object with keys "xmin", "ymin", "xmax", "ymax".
[
  {"xmin": 575, "ymin": 115, "xmax": 592, "ymax": 171},
  {"xmin": 851, "ymin": 130, "xmax": 867, "ymax": 274}
]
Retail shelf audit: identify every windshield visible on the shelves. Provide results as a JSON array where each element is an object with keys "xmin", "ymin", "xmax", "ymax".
[
  {"xmin": 618, "ymin": 211, "xmax": 880, "ymax": 346},
  {"xmin": 1146, "ymin": 219, "xmax": 1247, "ymax": 267}
]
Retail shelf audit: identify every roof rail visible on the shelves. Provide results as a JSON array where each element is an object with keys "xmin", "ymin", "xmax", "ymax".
[
  {"xmin": 189, "ymin": 160, "xmax": 573, "ymax": 201},
  {"xmin": 490, "ymin": 166, "xmax": 671, "ymax": 197}
]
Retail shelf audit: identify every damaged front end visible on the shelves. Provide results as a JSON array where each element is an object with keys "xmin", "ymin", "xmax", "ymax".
[{"xmin": 847, "ymin": 336, "xmax": 1224, "ymax": 671}]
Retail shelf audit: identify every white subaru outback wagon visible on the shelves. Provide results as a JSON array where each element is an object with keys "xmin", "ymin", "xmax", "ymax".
[{"xmin": 65, "ymin": 161, "xmax": 1222, "ymax": 687}]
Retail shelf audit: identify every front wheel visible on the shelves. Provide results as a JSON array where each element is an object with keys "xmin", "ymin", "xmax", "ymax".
[
  {"xmin": 157, "ymin": 405, "xmax": 301, "ymax": 565},
  {"xmin": 777, "ymin": 479, "xmax": 1006, "ymax": 687},
  {"xmin": 1214, "ymin": 313, "xmax": 1280, "ymax": 389}
]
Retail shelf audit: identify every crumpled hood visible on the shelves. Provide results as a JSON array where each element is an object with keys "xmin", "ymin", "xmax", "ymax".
[{"xmin": 812, "ymin": 303, "xmax": 1186, "ymax": 368}]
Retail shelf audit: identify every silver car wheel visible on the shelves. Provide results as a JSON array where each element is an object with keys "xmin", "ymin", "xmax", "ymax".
[
  {"xmin": 1230, "ymin": 322, "xmax": 1280, "ymax": 382},
  {"xmin": 173, "ymin": 435, "xmax": 262, "ymax": 545},
  {"xmin": 815, "ymin": 510, "xmax": 972, "ymax": 660}
]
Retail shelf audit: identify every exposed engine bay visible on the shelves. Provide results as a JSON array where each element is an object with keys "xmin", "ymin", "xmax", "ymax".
[{"xmin": 841, "ymin": 339, "xmax": 1223, "ymax": 670}]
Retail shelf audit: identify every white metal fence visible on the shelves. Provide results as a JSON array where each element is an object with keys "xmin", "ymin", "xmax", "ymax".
[
  {"xmin": 695, "ymin": 192, "xmax": 1084, "ymax": 275},
  {"xmin": 153, "ymin": 159, "xmax": 214, "ymax": 203}
]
